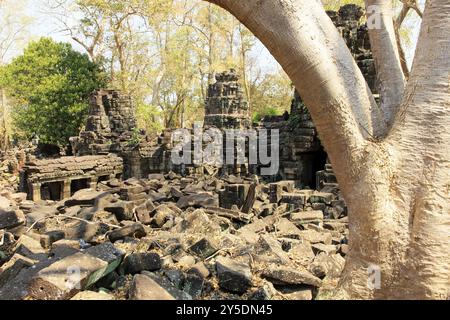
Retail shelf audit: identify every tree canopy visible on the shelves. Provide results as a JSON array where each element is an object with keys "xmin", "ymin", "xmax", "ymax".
[{"xmin": 0, "ymin": 37, "xmax": 106, "ymax": 145}]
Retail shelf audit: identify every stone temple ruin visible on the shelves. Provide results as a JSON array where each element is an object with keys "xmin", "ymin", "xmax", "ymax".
[
  {"xmin": 18, "ymin": 4, "xmax": 377, "ymax": 202},
  {"xmin": 21, "ymin": 155, "xmax": 123, "ymax": 202},
  {"xmin": 0, "ymin": 5, "xmax": 381, "ymax": 301}
]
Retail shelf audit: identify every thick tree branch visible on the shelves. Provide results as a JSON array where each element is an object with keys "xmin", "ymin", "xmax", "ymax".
[{"xmin": 365, "ymin": 0, "xmax": 406, "ymax": 129}]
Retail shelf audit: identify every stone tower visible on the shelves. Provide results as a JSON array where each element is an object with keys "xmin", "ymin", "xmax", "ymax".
[
  {"xmin": 70, "ymin": 89, "xmax": 137, "ymax": 156},
  {"xmin": 204, "ymin": 69, "xmax": 251, "ymax": 129}
]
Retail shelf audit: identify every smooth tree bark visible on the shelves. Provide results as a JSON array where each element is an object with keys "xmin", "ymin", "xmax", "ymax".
[
  {"xmin": 365, "ymin": 0, "xmax": 405, "ymax": 128},
  {"xmin": 205, "ymin": 0, "xmax": 450, "ymax": 299}
]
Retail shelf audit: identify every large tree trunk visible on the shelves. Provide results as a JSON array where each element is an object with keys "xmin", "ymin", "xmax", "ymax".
[{"xmin": 206, "ymin": 0, "xmax": 450, "ymax": 299}]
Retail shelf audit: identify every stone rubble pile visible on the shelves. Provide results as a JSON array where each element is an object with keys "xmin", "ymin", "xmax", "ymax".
[
  {"xmin": 0, "ymin": 147, "xmax": 29, "ymax": 192},
  {"xmin": 0, "ymin": 172, "xmax": 348, "ymax": 300}
]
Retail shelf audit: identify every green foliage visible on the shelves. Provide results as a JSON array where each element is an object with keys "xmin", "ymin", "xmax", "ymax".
[
  {"xmin": 252, "ymin": 106, "xmax": 281, "ymax": 123},
  {"xmin": 135, "ymin": 101, "xmax": 163, "ymax": 136},
  {"xmin": 126, "ymin": 127, "xmax": 142, "ymax": 148},
  {"xmin": 1, "ymin": 37, "xmax": 106, "ymax": 145}
]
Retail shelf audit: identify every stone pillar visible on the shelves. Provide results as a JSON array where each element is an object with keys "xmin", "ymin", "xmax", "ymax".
[
  {"xmin": 88, "ymin": 177, "xmax": 98, "ymax": 190},
  {"xmin": 30, "ymin": 183, "xmax": 41, "ymax": 202},
  {"xmin": 61, "ymin": 180, "xmax": 71, "ymax": 199}
]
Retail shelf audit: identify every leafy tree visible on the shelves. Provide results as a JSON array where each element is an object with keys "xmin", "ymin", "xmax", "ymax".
[{"xmin": 1, "ymin": 37, "xmax": 107, "ymax": 145}]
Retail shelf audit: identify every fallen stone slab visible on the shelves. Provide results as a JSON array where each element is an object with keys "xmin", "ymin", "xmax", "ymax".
[
  {"xmin": 290, "ymin": 211, "xmax": 324, "ymax": 224},
  {"xmin": 280, "ymin": 193, "xmax": 307, "ymax": 210},
  {"xmin": 0, "ymin": 209, "xmax": 25, "ymax": 230},
  {"xmin": 121, "ymin": 252, "xmax": 161, "ymax": 274},
  {"xmin": 0, "ymin": 253, "xmax": 37, "ymax": 287},
  {"xmin": 151, "ymin": 204, "xmax": 176, "ymax": 228},
  {"xmin": 0, "ymin": 195, "xmax": 12, "ymax": 210},
  {"xmin": 188, "ymin": 262, "xmax": 210, "ymax": 279},
  {"xmin": 274, "ymin": 218, "xmax": 302, "ymax": 239},
  {"xmin": 254, "ymin": 235, "xmax": 290, "ymax": 264},
  {"xmin": 104, "ymin": 200, "xmax": 135, "ymax": 221},
  {"xmin": 188, "ymin": 237, "xmax": 218, "ymax": 260},
  {"xmin": 28, "ymin": 243, "xmax": 124, "ymax": 300},
  {"xmin": 261, "ymin": 267, "xmax": 322, "ymax": 287},
  {"xmin": 311, "ymin": 243, "xmax": 337, "ymax": 255},
  {"xmin": 288, "ymin": 242, "xmax": 315, "ymax": 267},
  {"xmin": 108, "ymin": 223, "xmax": 147, "ymax": 242},
  {"xmin": 175, "ymin": 209, "xmax": 222, "ymax": 236},
  {"xmin": 14, "ymin": 234, "xmax": 48, "ymax": 261},
  {"xmin": 129, "ymin": 274, "xmax": 175, "ymax": 300},
  {"xmin": 135, "ymin": 203, "xmax": 152, "ymax": 225},
  {"xmin": 249, "ymin": 282, "xmax": 277, "ymax": 300},
  {"xmin": 176, "ymin": 193, "xmax": 218, "ymax": 209},
  {"xmin": 148, "ymin": 173, "xmax": 165, "ymax": 181},
  {"xmin": 241, "ymin": 183, "xmax": 257, "ymax": 214},
  {"xmin": 63, "ymin": 220, "xmax": 109, "ymax": 242},
  {"xmin": 50, "ymin": 239, "xmax": 80, "ymax": 257},
  {"xmin": 298, "ymin": 229, "xmax": 333, "ymax": 245},
  {"xmin": 215, "ymin": 256, "xmax": 252, "ymax": 294},
  {"xmin": 141, "ymin": 271, "xmax": 193, "ymax": 300},
  {"xmin": 64, "ymin": 190, "xmax": 105, "ymax": 207},
  {"xmin": 204, "ymin": 207, "xmax": 252, "ymax": 223},
  {"xmin": 182, "ymin": 273, "xmax": 204, "ymax": 298}
]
